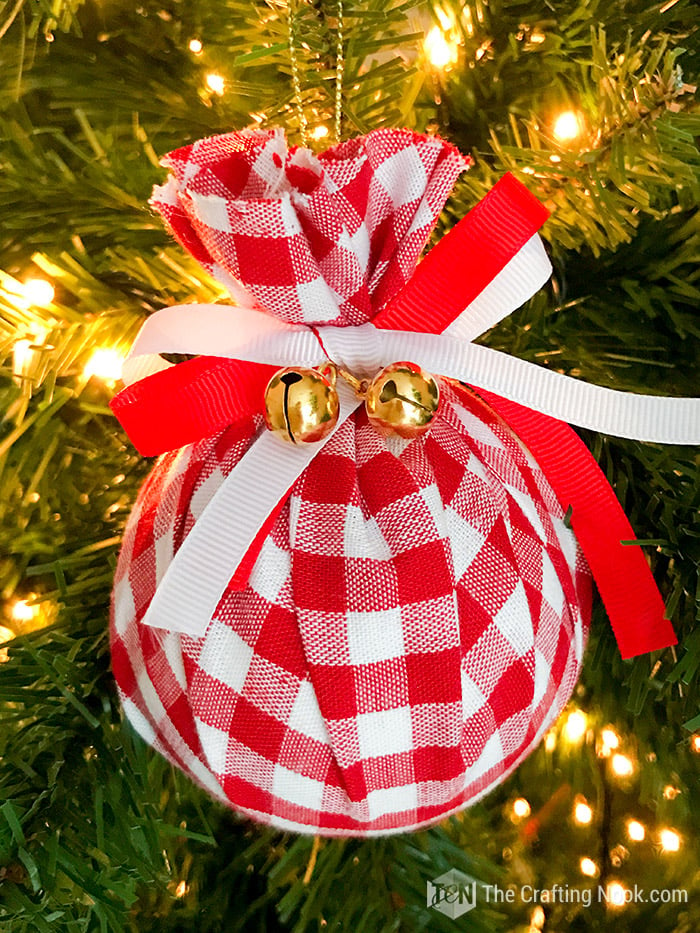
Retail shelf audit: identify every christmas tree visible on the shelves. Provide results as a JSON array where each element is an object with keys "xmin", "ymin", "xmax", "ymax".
[{"xmin": 1, "ymin": 0, "xmax": 699, "ymax": 930}]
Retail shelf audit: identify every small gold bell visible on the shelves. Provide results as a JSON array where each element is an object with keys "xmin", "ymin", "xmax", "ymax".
[
  {"xmin": 365, "ymin": 361, "xmax": 440, "ymax": 438},
  {"xmin": 263, "ymin": 364, "xmax": 339, "ymax": 444}
]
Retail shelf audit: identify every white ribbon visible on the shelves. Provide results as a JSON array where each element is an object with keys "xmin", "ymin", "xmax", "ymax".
[{"xmin": 127, "ymin": 236, "xmax": 699, "ymax": 636}]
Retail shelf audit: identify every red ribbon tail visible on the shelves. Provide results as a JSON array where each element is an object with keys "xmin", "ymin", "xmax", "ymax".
[{"xmin": 477, "ymin": 392, "xmax": 677, "ymax": 659}]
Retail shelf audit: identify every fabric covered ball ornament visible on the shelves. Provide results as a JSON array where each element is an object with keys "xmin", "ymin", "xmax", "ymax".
[{"xmin": 110, "ymin": 127, "xmax": 687, "ymax": 836}]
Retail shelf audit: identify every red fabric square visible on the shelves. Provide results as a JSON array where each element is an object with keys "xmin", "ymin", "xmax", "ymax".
[
  {"xmin": 292, "ymin": 552, "xmax": 347, "ymax": 611},
  {"xmin": 308, "ymin": 664, "xmax": 358, "ymax": 720},
  {"xmin": 405, "ymin": 648, "xmax": 462, "ymax": 705},
  {"xmin": 395, "ymin": 540, "xmax": 453, "ymax": 604},
  {"xmin": 233, "ymin": 233, "xmax": 296, "ymax": 285},
  {"xmin": 488, "ymin": 658, "xmax": 534, "ymax": 725},
  {"xmin": 230, "ymin": 696, "xmax": 287, "ymax": 760}
]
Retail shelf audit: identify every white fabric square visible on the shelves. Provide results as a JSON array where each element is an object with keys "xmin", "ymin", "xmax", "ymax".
[
  {"xmin": 189, "ymin": 466, "xmax": 225, "ymax": 520},
  {"xmin": 198, "ymin": 621, "xmax": 254, "ymax": 693},
  {"xmin": 347, "ymin": 608, "xmax": 404, "ymax": 665},
  {"xmin": 273, "ymin": 764, "xmax": 325, "ymax": 810},
  {"xmin": 162, "ymin": 632, "xmax": 188, "ymax": 691},
  {"xmin": 446, "ymin": 506, "xmax": 485, "ymax": 579},
  {"xmin": 541, "ymin": 550, "xmax": 564, "ymax": 615},
  {"xmin": 196, "ymin": 717, "xmax": 230, "ymax": 774},
  {"xmin": 374, "ymin": 146, "xmax": 428, "ymax": 206},
  {"xmin": 461, "ymin": 670, "xmax": 488, "ymax": 719},
  {"xmin": 288, "ymin": 679, "xmax": 329, "ymax": 743},
  {"xmin": 494, "ymin": 580, "xmax": 534, "ymax": 656},
  {"xmin": 121, "ymin": 696, "xmax": 156, "ymax": 745},
  {"xmin": 465, "ymin": 730, "xmax": 504, "ymax": 784},
  {"xmin": 357, "ymin": 707, "xmax": 413, "ymax": 759},
  {"xmin": 505, "ymin": 483, "xmax": 547, "ymax": 542},
  {"xmin": 248, "ymin": 535, "xmax": 290, "ymax": 603},
  {"xmin": 113, "ymin": 575, "xmax": 136, "ymax": 636},
  {"xmin": 295, "ymin": 277, "xmax": 341, "ymax": 322},
  {"xmin": 343, "ymin": 506, "xmax": 392, "ymax": 560},
  {"xmin": 367, "ymin": 782, "xmax": 419, "ymax": 819},
  {"xmin": 453, "ymin": 406, "xmax": 506, "ymax": 450},
  {"xmin": 532, "ymin": 648, "xmax": 551, "ymax": 708},
  {"xmin": 189, "ymin": 191, "xmax": 232, "ymax": 232}
]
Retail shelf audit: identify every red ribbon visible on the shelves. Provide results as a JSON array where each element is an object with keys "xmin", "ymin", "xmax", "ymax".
[{"xmin": 110, "ymin": 173, "xmax": 676, "ymax": 659}]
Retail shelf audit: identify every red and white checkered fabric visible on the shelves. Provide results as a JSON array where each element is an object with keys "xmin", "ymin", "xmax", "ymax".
[
  {"xmin": 111, "ymin": 383, "xmax": 591, "ymax": 836},
  {"xmin": 150, "ymin": 128, "xmax": 468, "ymax": 325},
  {"xmin": 112, "ymin": 128, "xmax": 591, "ymax": 835}
]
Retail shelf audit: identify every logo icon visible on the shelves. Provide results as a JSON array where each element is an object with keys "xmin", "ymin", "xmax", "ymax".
[{"xmin": 427, "ymin": 869, "xmax": 478, "ymax": 918}]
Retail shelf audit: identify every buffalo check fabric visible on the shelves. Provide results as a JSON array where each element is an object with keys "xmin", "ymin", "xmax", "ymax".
[
  {"xmin": 111, "ymin": 383, "xmax": 591, "ymax": 836},
  {"xmin": 150, "ymin": 128, "xmax": 468, "ymax": 325}
]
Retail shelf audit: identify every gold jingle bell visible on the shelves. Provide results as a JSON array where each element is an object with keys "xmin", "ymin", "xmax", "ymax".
[
  {"xmin": 365, "ymin": 361, "xmax": 440, "ymax": 438},
  {"xmin": 263, "ymin": 364, "xmax": 339, "ymax": 444}
]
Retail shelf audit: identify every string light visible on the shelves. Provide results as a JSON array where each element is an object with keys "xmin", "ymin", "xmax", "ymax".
[
  {"xmin": 312, "ymin": 125, "xmax": 330, "ymax": 140},
  {"xmin": 84, "ymin": 348, "xmax": 124, "ymax": 383},
  {"xmin": 606, "ymin": 881, "xmax": 629, "ymax": 909},
  {"xmin": 580, "ymin": 857, "xmax": 598, "ymax": 877},
  {"xmin": 574, "ymin": 800, "xmax": 593, "ymax": 825},
  {"xmin": 563, "ymin": 709, "xmax": 587, "ymax": 743},
  {"xmin": 206, "ymin": 73, "xmax": 225, "ymax": 95},
  {"xmin": 663, "ymin": 785, "xmax": 681, "ymax": 800},
  {"xmin": 691, "ymin": 734, "xmax": 700, "ymax": 754},
  {"xmin": 530, "ymin": 905, "xmax": 545, "ymax": 928},
  {"xmin": 424, "ymin": 26, "xmax": 458, "ymax": 69},
  {"xmin": 11, "ymin": 599, "xmax": 40, "ymax": 624},
  {"xmin": 611, "ymin": 753, "xmax": 634, "ymax": 778},
  {"xmin": 512, "ymin": 797, "xmax": 531, "ymax": 819},
  {"xmin": 188, "ymin": 38, "xmax": 203, "ymax": 54},
  {"xmin": 601, "ymin": 727, "xmax": 620, "ymax": 752},
  {"xmin": 544, "ymin": 730, "xmax": 557, "ymax": 752},
  {"xmin": 0, "ymin": 624, "xmax": 16, "ymax": 645},
  {"xmin": 552, "ymin": 110, "xmax": 584, "ymax": 143},
  {"xmin": 175, "ymin": 880, "xmax": 188, "ymax": 897},
  {"xmin": 659, "ymin": 829, "xmax": 681, "ymax": 853},
  {"xmin": 13, "ymin": 339, "xmax": 34, "ymax": 378},
  {"xmin": 626, "ymin": 819, "xmax": 645, "ymax": 842},
  {"xmin": 22, "ymin": 278, "xmax": 55, "ymax": 306}
]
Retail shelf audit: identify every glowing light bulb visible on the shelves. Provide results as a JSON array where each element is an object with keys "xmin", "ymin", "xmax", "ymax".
[
  {"xmin": 601, "ymin": 727, "xmax": 619, "ymax": 750},
  {"xmin": 312, "ymin": 125, "xmax": 330, "ymax": 140},
  {"xmin": 84, "ymin": 348, "xmax": 124, "ymax": 383},
  {"xmin": 544, "ymin": 730, "xmax": 556, "ymax": 752},
  {"xmin": 663, "ymin": 785, "xmax": 680, "ymax": 800},
  {"xmin": 11, "ymin": 599, "xmax": 40, "ymax": 623},
  {"xmin": 175, "ymin": 880, "xmax": 188, "ymax": 898},
  {"xmin": 627, "ymin": 819, "xmax": 645, "ymax": 842},
  {"xmin": 691, "ymin": 734, "xmax": 700, "ymax": 753},
  {"xmin": 188, "ymin": 38, "xmax": 203, "ymax": 54},
  {"xmin": 530, "ymin": 905, "xmax": 545, "ymax": 928},
  {"xmin": 574, "ymin": 801, "xmax": 593, "ymax": 825},
  {"xmin": 606, "ymin": 881, "xmax": 629, "ymax": 908},
  {"xmin": 424, "ymin": 26, "xmax": 458, "ymax": 68},
  {"xmin": 512, "ymin": 798, "xmax": 531, "ymax": 819},
  {"xmin": 206, "ymin": 73, "xmax": 225, "ymax": 95},
  {"xmin": 611, "ymin": 754, "xmax": 634, "ymax": 777},
  {"xmin": 553, "ymin": 110, "xmax": 583, "ymax": 142},
  {"xmin": 660, "ymin": 829, "xmax": 681, "ymax": 853},
  {"xmin": 0, "ymin": 625, "xmax": 16, "ymax": 645},
  {"xmin": 13, "ymin": 339, "xmax": 34, "ymax": 377},
  {"xmin": 580, "ymin": 857, "xmax": 598, "ymax": 877},
  {"xmin": 23, "ymin": 278, "xmax": 55, "ymax": 306},
  {"xmin": 563, "ymin": 709, "xmax": 587, "ymax": 742}
]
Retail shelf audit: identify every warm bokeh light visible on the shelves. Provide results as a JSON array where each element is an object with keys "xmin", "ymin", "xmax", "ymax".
[
  {"xmin": 312, "ymin": 125, "xmax": 330, "ymax": 140},
  {"xmin": 580, "ymin": 857, "xmax": 598, "ymax": 877},
  {"xmin": 11, "ymin": 599, "xmax": 40, "ymax": 624},
  {"xmin": 512, "ymin": 797, "xmax": 531, "ymax": 819},
  {"xmin": 660, "ymin": 829, "xmax": 681, "ymax": 853},
  {"xmin": 188, "ymin": 38, "xmax": 203, "ymax": 54},
  {"xmin": 611, "ymin": 753, "xmax": 634, "ymax": 777},
  {"xmin": 601, "ymin": 727, "xmax": 620, "ymax": 750},
  {"xmin": 663, "ymin": 785, "xmax": 681, "ymax": 800},
  {"xmin": 627, "ymin": 819, "xmax": 646, "ymax": 842},
  {"xmin": 206, "ymin": 72, "xmax": 225, "ymax": 95},
  {"xmin": 22, "ymin": 278, "xmax": 55, "ymax": 306},
  {"xmin": 530, "ymin": 905, "xmax": 545, "ymax": 928},
  {"xmin": 544, "ymin": 730, "xmax": 557, "ymax": 752},
  {"xmin": 553, "ymin": 109, "xmax": 584, "ymax": 142},
  {"xmin": 84, "ymin": 348, "xmax": 124, "ymax": 383},
  {"xmin": 13, "ymin": 339, "xmax": 33, "ymax": 377},
  {"xmin": 175, "ymin": 880, "xmax": 188, "ymax": 898},
  {"xmin": 0, "ymin": 625, "xmax": 16, "ymax": 645},
  {"xmin": 424, "ymin": 26, "xmax": 458, "ymax": 68},
  {"xmin": 574, "ymin": 801, "xmax": 593, "ymax": 825},
  {"xmin": 606, "ymin": 881, "xmax": 629, "ymax": 908},
  {"xmin": 563, "ymin": 709, "xmax": 587, "ymax": 742},
  {"xmin": 691, "ymin": 734, "xmax": 700, "ymax": 754}
]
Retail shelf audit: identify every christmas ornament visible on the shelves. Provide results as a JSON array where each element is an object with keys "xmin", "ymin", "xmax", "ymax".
[{"xmin": 109, "ymin": 127, "xmax": 698, "ymax": 837}]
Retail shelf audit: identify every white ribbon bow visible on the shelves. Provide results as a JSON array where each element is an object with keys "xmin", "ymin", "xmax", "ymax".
[{"xmin": 121, "ymin": 235, "xmax": 699, "ymax": 637}]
